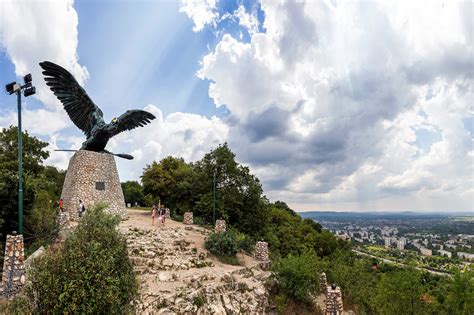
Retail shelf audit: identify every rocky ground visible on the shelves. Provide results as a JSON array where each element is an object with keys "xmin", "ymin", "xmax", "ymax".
[{"xmin": 119, "ymin": 210, "xmax": 272, "ymax": 314}]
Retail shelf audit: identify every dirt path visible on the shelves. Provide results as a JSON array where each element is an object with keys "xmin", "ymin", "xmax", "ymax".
[{"xmin": 119, "ymin": 210, "xmax": 270, "ymax": 314}]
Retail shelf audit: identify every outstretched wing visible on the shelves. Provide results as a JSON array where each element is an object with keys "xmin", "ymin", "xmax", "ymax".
[
  {"xmin": 39, "ymin": 61, "xmax": 104, "ymax": 137},
  {"xmin": 112, "ymin": 110, "xmax": 156, "ymax": 136}
]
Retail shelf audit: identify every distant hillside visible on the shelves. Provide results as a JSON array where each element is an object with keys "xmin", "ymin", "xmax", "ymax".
[{"xmin": 298, "ymin": 211, "xmax": 451, "ymax": 221}]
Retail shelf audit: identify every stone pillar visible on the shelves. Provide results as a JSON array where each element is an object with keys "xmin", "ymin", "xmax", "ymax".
[
  {"xmin": 183, "ymin": 212, "xmax": 193, "ymax": 225},
  {"xmin": 320, "ymin": 272, "xmax": 328, "ymax": 295},
  {"xmin": 325, "ymin": 284, "xmax": 344, "ymax": 315},
  {"xmin": 255, "ymin": 241, "xmax": 271, "ymax": 269},
  {"xmin": 61, "ymin": 150, "xmax": 126, "ymax": 221},
  {"xmin": 215, "ymin": 219, "xmax": 226, "ymax": 233},
  {"xmin": 166, "ymin": 208, "xmax": 171, "ymax": 219},
  {"xmin": 0, "ymin": 233, "xmax": 25, "ymax": 299}
]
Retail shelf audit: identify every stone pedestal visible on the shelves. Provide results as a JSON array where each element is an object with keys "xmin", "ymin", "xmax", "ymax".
[
  {"xmin": 215, "ymin": 220, "xmax": 226, "ymax": 233},
  {"xmin": 183, "ymin": 212, "xmax": 193, "ymax": 225},
  {"xmin": 0, "ymin": 233, "xmax": 25, "ymax": 299},
  {"xmin": 255, "ymin": 241, "xmax": 271, "ymax": 269},
  {"xmin": 61, "ymin": 150, "xmax": 126, "ymax": 220},
  {"xmin": 325, "ymin": 285, "xmax": 344, "ymax": 315},
  {"xmin": 320, "ymin": 272, "xmax": 328, "ymax": 295},
  {"xmin": 255, "ymin": 241, "xmax": 269, "ymax": 261}
]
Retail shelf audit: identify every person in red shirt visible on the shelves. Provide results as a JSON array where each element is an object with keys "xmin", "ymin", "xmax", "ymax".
[{"xmin": 59, "ymin": 198, "xmax": 64, "ymax": 212}]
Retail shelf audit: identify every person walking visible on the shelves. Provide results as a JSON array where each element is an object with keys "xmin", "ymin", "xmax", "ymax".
[
  {"xmin": 151, "ymin": 204, "xmax": 158, "ymax": 226},
  {"xmin": 78, "ymin": 200, "xmax": 86, "ymax": 217},
  {"xmin": 161, "ymin": 206, "xmax": 166, "ymax": 225},
  {"xmin": 59, "ymin": 198, "xmax": 64, "ymax": 212}
]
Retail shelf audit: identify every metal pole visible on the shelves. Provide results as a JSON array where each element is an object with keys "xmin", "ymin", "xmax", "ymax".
[
  {"xmin": 213, "ymin": 169, "xmax": 216, "ymax": 224},
  {"xmin": 17, "ymin": 91, "xmax": 23, "ymax": 234}
]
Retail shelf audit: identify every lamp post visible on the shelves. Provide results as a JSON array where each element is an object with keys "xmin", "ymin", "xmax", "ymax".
[
  {"xmin": 5, "ymin": 74, "xmax": 36, "ymax": 234},
  {"xmin": 213, "ymin": 169, "xmax": 216, "ymax": 224}
]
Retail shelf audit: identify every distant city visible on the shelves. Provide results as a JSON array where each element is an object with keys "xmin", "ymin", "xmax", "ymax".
[{"xmin": 300, "ymin": 212, "xmax": 474, "ymax": 274}]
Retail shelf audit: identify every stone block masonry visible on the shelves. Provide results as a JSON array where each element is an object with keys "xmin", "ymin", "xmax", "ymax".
[
  {"xmin": 325, "ymin": 284, "xmax": 344, "ymax": 314},
  {"xmin": 215, "ymin": 219, "xmax": 226, "ymax": 232},
  {"xmin": 255, "ymin": 241, "xmax": 269, "ymax": 261},
  {"xmin": 0, "ymin": 233, "xmax": 25, "ymax": 299},
  {"xmin": 61, "ymin": 150, "xmax": 126, "ymax": 220},
  {"xmin": 255, "ymin": 241, "xmax": 271, "ymax": 270},
  {"xmin": 320, "ymin": 272, "xmax": 328, "ymax": 295},
  {"xmin": 183, "ymin": 212, "xmax": 193, "ymax": 225}
]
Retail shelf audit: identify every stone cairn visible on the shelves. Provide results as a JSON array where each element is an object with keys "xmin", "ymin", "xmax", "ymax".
[
  {"xmin": 320, "ymin": 272, "xmax": 328, "ymax": 295},
  {"xmin": 215, "ymin": 219, "xmax": 226, "ymax": 233},
  {"xmin": 183, "ymin": 212, "xmax": 193, "ymax": 225},
  {"xmin": 325, "ymin": 283, "xmax": 344, "ymax": 315},
  {"xmin": 255, "ymin": 241, "xmax": 271, "ymax": 270},
  {"xmin": 0, "ymin": 233, "xmax": 25, "ymax": 299}
]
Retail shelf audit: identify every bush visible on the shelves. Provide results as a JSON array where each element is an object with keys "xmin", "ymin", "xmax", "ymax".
[
  {"xmin": 205, "ymin": 231, "xmax": 238, "ymax": 257},
  {"xmin": 173, "ymin": 214, "xmax": 184, "ymax": 222},
  {"xmin": 229, "ymin": 229, "xmax": 254, "ymax": 253},
  {"xmin": 271, "ymin": 250, "xmax": 322, "ymax": 302},
  {"xmin": 26, "ymin": 204, "xmax": 138, "ymax": 313}
]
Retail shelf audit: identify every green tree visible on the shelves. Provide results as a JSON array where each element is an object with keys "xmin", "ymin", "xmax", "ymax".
[
  {"xmin": 142, "ymin": 156, "xmax": 194, "ymax": 211},
  {"xmin": 271, "ymin": 250, "xmax": 324, "ymax": 302},
  {"xmin": 121, "ymin": 181, "xmax": 145, "ymax": 206},
  {"xmin": 444, "ymin": 270, "xmax": 474, "ymax": 314},
  {"xmin": 374, "ymin": 268, "xmax": 425, "ymax": 315},
  {"xmin": 0, "ymin": 126, "xmax": 49, "ymax": 237},
  {"xmin": 192, "ymin": 143, "xmax": 268, "ymax": 236}
]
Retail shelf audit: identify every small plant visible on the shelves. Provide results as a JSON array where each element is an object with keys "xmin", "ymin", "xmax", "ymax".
[
  {"xmin": 194, "ymin": 216, "xmax": 206, "ymax": 225},
  {"xmin": 193, "ymin": 294, "xmax": 205, "ymax": 307},
  {"xmin": 205, "ymin": 231, "xmax": 238, "ymax": 257}
]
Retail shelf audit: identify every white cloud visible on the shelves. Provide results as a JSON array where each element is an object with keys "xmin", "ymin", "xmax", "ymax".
[
  {"xmin": 179, "ymin": 0, "xmax": 219, "ymax": 32},
  {"xmin": 111, "ymin": 105, "xmax": 229, "ymax": 181},
  {"xmin": 0, "ymin": 0, "xmax": 90, "ymax": 170},
  {"xmin": 194, "ymin": 0, "xmax": 473, "ymax": 211},
  {"xmin": 0, "ymin": 0, "xmax": 88, "ymax": 110}
]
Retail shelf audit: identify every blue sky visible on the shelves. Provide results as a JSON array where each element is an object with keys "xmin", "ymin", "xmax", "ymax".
[{"xmin": 0, "ymin": 0, "xmax": 472, "ymax": 212}]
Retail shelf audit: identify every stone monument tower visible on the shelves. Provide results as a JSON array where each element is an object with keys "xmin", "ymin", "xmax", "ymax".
[
  {"xmin": 39, "ymin": 61, "xmax": 156, "ymax": 221},
  {"xmin": 61, "ymin": 150, "xmax": 126, "ymax": 220}
]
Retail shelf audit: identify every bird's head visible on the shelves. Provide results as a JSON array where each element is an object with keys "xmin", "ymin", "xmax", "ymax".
[{"xmin": 111, "ymin": 117, "xmax": 119, "ymax": 125}]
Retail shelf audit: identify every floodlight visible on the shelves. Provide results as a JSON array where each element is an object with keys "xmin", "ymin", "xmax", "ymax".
[
  {"xmin": 23, "ymin": 86, "xmax": 36, "ymax": 97},
  {"xmin": 5, "ymin": 81, "xmax": 20, "ymax": 94},
  {"xmin": 24, "ymin": 73, "xmax": 32, "ymax": 83}
]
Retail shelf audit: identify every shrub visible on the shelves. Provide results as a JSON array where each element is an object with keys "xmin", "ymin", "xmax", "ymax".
[
  {"xmin": 205, "ymin": 231, "xmax": 238, "ymax": 257},
  {"xmin": 271, "ymin": 250, "xmax": 322, "ymax": 302},
  {"xmin": 26, "ymin": 204, "xmax": 138, "ymax": 313},
  {"xmin": 193, "ymin": 216, "xmax": 206, "ymax": 226},
  {"xmin": 0, "ymin": 296, "xmax": 32, "ymax": 314},
  {"xmin": 229, "ymin": 229, "xmax": 254, "ymax": 253},
  {"xmin": 173, "ymin": 214, "xmax": 184, "ymax": 222}
]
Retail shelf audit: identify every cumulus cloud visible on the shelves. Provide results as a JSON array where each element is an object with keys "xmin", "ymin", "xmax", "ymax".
[
  {"xmin": 109, "ymin": 105, "xmax": 229, "ymax": 180},
  {"xmin": 0, "ymin": 0, "xmax": 88, "ymax": 109},
  {"xmin": 0, "ymin": 0, "xmax": 89, "ymax": 169},
  {"xmin": 194, "ymin": 0, "xmax": 473, "ymax": 211},
  {"xmin": 179, "ymin": 0, "xmax": 219, "ymax": 32}
]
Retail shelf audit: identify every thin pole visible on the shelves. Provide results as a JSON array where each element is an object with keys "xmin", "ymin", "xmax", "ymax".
[
  {"xmin": 17, "ymin": 91, "xmax": 23, "ymax": 234},
  {"xmin": 213, "ymin": 169, "xmax": 216, "ymax": 224}
]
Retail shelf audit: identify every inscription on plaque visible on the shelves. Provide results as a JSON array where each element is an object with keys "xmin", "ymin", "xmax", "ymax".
[{"xmin": 96, "ymin": 181, "xmax": 105, "ymax": 191}]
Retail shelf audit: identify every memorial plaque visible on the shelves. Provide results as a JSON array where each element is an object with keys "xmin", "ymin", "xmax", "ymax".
[{"xmin": 96, "ymin": 181, "xmax": 105, "ymax": 191}]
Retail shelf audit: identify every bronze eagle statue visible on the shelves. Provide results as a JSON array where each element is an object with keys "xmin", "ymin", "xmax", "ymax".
[{"xmin": 39, "ymin": 61, "xmax": 156, "ymax": 153}]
